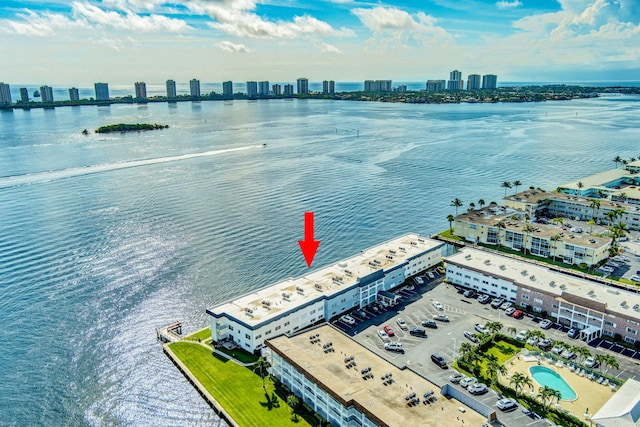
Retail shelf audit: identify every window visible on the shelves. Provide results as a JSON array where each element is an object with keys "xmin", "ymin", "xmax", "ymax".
[
  {"xmin": 522, "ymin": 295, "xmax": 530, "ymax": 300},
  {"xmin": 245, "ymin": 334, "xmax": 250, "ymax": 339},
  {"xmin": 265, "ymin": 329, "xmax": 271, "ymax": 335},
  {"xmin": 229, "ymin": 325, "xmax": 234, "ymax": 331},
  {"xmin": 626, "ymin": 327, "xmax": 637, "ymax": 335},
  {"xmin": 605, "ymin": 321, "xmax": 616, "ymax": 327},
  {"xmin": 256, "ymin": 334, "xmax": 262, "ymax": 339},
  {"xmin": 534, "ymin": 298, "xmax": 543, "ymax": 304}
]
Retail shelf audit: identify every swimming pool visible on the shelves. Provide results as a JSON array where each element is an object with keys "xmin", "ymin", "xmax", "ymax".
[{"xmin": 529, "ymin": 366, "xmax": 577, "ymax": 401}]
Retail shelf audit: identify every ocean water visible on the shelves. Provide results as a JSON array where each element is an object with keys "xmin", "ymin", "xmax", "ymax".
[{"xmin": 1, "ymin": 95, "xmax": 640, "ymax": 426}]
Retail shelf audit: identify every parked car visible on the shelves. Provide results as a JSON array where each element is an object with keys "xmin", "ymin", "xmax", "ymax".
[
  {"xmin": 599, "ymin": 266, "xmax": 615, "ymax": 273},
  {"xmin": 584, "ymin": 356, "xmax": 599, "ymax": 368},
  {"xmin": 352, "ymin": 310, "xmax": 366, "ymax": 320},
  {"xmin": 526, "ymin": 336, "xmax": 539, "ymax": 346},
  {"xmin": 396, "ymin": 318, "xmax": 408, "ymax": 330},
  {"xmin": 409, "ymin": 327, "xmax": 427, "ymax": 337},
  {"xmin": 415, "ymin": 276, "xmax": 424, "ymax": 285},
  {"xmin": 449, "ymin": 372, "xmax": 466, "ymax": 384},
  {"xmin": 432, "ymin": 301, "xmax": 444, "ymax": 311},
  {"xmin": 474, "ymin": 323, "xmax": 489, "ymax": 334},
  {"xmin": 477, "ymin": 294, "xmax": 491, "ymax": 304},
  {"xmin": 505, "ymin": 307, "xmax": 517, "ymax": 316},
  {"xmin": 433, "ymin": 314, "xmax": 450, "ymax": 322},
  {"xmin": 511, "ymin": 309, "xmax": 524, "ymax": 319},
  {"xmin": 538, "ymin": 338, "xmax": 552, "ymax": 350},
  {"xmin": 384, "ymin": 342, "xmax": 404, "ymax": 353},
  {"xmin": 515, "ymin": 330, "xmax": 527, "ymax": 341},
  {"xmin": 551, "ymin": 344, "xmax": 564, "ymax": 354},
  {"xmin": 468, "ymin": 383, "xmax": 489, "ymax": 395},
  {"xmin": 464, "ymin": 331, "xmax": 479, "ymax": 343},
  {"xmin": 630, "ymin": 275, "xmax": 640, "ymax": 283},
  {"xmin": 422, "ymin": 319, "xmax": 438, "ymax": 329},
  {"xmin": 500, "ymin": 301, "xmax": 513, "ymax": 310},
  {"xmin": 540, "ymin": 319, "xmax": 553, "ymax": 329},
  {"xmin": 377, "ymin": 330, "xmax": 390, "ymax": 342},
  {"xmin": 496, "ymin": 398, "xmax": 518, "ymax": 412},
  {"xmin": 437, "ymin": 266, "xmax": 445, "ymax": 274},
  {"xmin": 561, "ymin": 349, "xmax": 576, "ymax": 359},
  {"xmin": 491, "ymin": 298, "xmax": 505, "ymax": 308},
  {"xmin": 340, "ymin": 315, "xmax": 356, "ymax": 325},
  {"xmin": 460, "ymin": 377, "xmax": 478, "ymax": 388},
  {"xmin": 463, "ymin": 289, "xmax": 477, "ymax": 298},
  {"xmin": 431, "ymin": 353, "xmax": 448, "ymax": 369},
  {"xmin": 384, "ymin": 325, "xmax": 395, "ymax": 336},
  {"xmin": 427, "ymin": 272, "xmax": 435, "ymax": 280},
  {"xmin": 568, "ymin": 328, "xmax": 579, "ymax": 338}
]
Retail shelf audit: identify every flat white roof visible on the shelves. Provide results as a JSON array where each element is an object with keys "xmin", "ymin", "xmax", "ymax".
[
  {"xmin": 209, "ymin": 233, "xmax": 443, "ymax": 327},
  {"xmin": 591, "ymin": 379, "xmax": 640, "ymax": 427},
  {"xmin": 559, "ymin": 168, "xmax": 629, "ymax": 191},
  {"xmin": 446, "ymin": 247, "xmax": 640, "ymax": 319}
]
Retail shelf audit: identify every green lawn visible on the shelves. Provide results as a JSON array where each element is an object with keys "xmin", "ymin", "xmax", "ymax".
[
  {"xmin": 479, "ymin": 339, "xmax": 520, "ymax": 372},
  {"xmin": 185, "ymin": 328, "xmax": 212, "ymax": 342},
  {"xmin": 169, "ymin": 342, "xmax": 310, "ymax": 427},
  {"xmin": 216, "ymin": 345, "xmax": 259, "ymax": 364}
]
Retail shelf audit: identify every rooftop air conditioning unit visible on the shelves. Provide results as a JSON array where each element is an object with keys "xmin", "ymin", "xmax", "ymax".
[
  {"xmin": 245, "ymin": 307, "xmax": 253, "ymax": 313},
  {"xmin": 389, "ymin": 250, "xmax": 396, "ymax": 255},
  {"xmin": 314, "ymin": 283, "xmax": 323, "ymax": 290},
  {"xmin": 500, "ymin": 265, "xmax": 506, "ymax": 270},
  {"xmin": 296, "ymin": 286, "xmax": 304, "ymax": 294},
  {"xmin": 282, "ymin": 292, "xmax": 291, "ymax": 300},
  {"xmin": 465, "ymin": 254, "xmax": 472, "ymax": 260},
  {"xmin": 484, "ymin": 259, "xmax": 491, "ymax": 265},
  {"xmin": 262, "ymin": 300, "xmax": 271, "ymax": 306},
  {"xmin": 530, "ymin": 275, "xmax": 536, "ymax": 281},
  {"xmin": 521, "ymin": 270, "xmax": 528, "ymax": 276},
  {"xmin": 411, "ymin": 241, "xmax": 417, "ymax": 246},
  {"xmin": 559, "ymin": 284, "xmax": 566, "ymax": 289}
]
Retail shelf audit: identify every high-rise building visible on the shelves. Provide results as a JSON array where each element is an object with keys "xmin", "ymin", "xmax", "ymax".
[
  {"xmin": 246, "ymin": 81, "xmax": 258, "ymax": 97},
  {"xmin": 19, "ymin": 87, "xmax": 29, "ymax": 103},
  {"xmin": 94, "ymin": 82, "xmax": 109, "ymax": 101},
  {"xmin": 283, "ymin": 84, "xmax": 294, "ymax": 96},
  {"xmin": 395, "ymin": 85, "xmax": 407, "ymax": 93},
  {"xmin": 40, "ymin": 85, "xmax": 54, "ymax": 103},
  {"xmin": 69, "ymin": 87, "xmax": 80, "ymax": 101},
  {"xmin": 297, "ymin": 78, "xmax": 309, "ymax": 95},
  {"xmin": 272, "ymin": 83, "xmax": 281, "ymax": 96},
  {"xmin": 466, "ymin": 74, "xmax": 481, "ymax": 91},
  {"xmin": 134, "ymin": 82, "xmax": 147, "ymax": 99},
  {"xmin": 166, "ymin": 79, "xmax": 177, "ymax": 98},
  {"xmin": 190, "ymin": 79, "xmax": 201, "ymax": 97},
  {"xmin": 322, "ymin": 80, "xmax": 335, "ymax": 94},
  {"xmin": 482, "ymin": 74, "xmax": 498, "ymax": 90},
  {"xmin": 447, "ymin": 70, "xmax": 463, "ymax": 91},
  {"xmin": 0, "ymin": 82, "xmax": 11, "ymax": 105},
  {"xmin": 425, "ymin": 80, "xmax": 446, "ymax": 92},
  {"xmin": 258, "ymin": 81, "xmax": 270, "ymax": 96},
  {"xmin": 223, "ymin": 81, "xmax": 233, "ymax": 96},
  {"xmin": 364, "ymin": 80, "xmax": 392, "ymax": 92}
]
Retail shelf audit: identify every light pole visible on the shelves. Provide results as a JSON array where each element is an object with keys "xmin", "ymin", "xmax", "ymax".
[{"xmin": 452, "ymin": 337, "xmax": 457, "ymax": 359}]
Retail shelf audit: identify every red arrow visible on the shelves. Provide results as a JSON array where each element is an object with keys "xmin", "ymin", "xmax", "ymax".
[{"xmin": 298, "ymin": 212, "xmax": 320, "ymax": 268}]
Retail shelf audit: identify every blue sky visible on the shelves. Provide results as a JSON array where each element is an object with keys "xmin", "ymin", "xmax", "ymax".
[{"xmin": 0, "ymin": 0, "xmax": 639, "ymax": 84}]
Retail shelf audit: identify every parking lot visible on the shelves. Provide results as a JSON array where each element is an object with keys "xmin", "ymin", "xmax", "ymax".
[{"xmin": 330, "ymin": 270, "xmax": 640, "ymax": 425}]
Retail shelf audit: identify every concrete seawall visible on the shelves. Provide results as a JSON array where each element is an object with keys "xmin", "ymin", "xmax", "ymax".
[{"xmin": 163, "ymin": 344, "xmax": 239, "ymax": 427}]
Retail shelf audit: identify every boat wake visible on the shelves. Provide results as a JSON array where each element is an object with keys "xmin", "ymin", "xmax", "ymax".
[{"xmin": 0, "ymin": 144, "xmax": 263, "ymax": 189}]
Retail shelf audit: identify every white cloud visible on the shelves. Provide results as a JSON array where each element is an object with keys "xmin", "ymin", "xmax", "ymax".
[
  {"xmin": 194, "ymin": 0, "xmax": 354, "ymax": 39},
  {"xmin": 318, "ymin": 41, "xmax": 342, "ymax": 53},
  {"xmin": 496, "ymin": 0, "xmax": 522, "ymax": 10},
  {"xmin": 1, "ymin": 2, "xmax": 190, "ymax": 36},
  {"xmin": 218, "ymin": 40, "xmax": 251, "ymax": 53}
]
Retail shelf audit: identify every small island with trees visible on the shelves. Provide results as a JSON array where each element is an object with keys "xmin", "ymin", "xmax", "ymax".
[{"xmin": 94, "ymin": 123, "xmax": 169, "ymax": 133}]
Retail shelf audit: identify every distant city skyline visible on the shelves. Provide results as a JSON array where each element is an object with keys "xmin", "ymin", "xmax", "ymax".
[{"xmin": 0, "ymin": 1, "xmax": 638, "ymax": 84}]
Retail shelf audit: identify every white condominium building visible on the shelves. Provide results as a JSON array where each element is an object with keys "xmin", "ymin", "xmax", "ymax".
[{"xmin": 207, "ymin": 233, "xmax": 445, "ymax": 352}]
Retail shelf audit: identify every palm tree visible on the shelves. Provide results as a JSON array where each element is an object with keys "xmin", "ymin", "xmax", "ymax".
[
  {"xmin": 573, "ymin": 346, "xmax": 591, "ymax": 363},
  {"xmin": 447, "ymin": 214, "xmax": 455, "ymax": 233},
  {"xmin": 286, "ymin": 394, "xmax": 299, "ymax": 420},
  {"xmin": 522, "ymin": 224, "xmax": 536, "ymax": 254},
  {"xmin": 610, "ymin": 222, "xmax": 628, "ymax": 246},
  {"xmin": 595, "ymin": 353, "xmax": 608, "ymax": 371},
  {"xmin": 468, "ymin": 202, "xmax": 476, "ymax": 212},
  {"xmin": 613, "ymin": 155, "xmax": 623, "ymax": 169},
  {"xmin": 507, "ymin": 326, "xmax": 517, "ymax": 336},
  {"xmin": 459, "ymin": 342, "xmax": 474, "ymax": 355},
  {"xmin": 549, "ymin": 388, "xmax": 562, "ymax": 406},
  {"xmin": 605, "ymin": 210, "xmax": 618, "ymax": 226},
  {"xmin": 513, "ymin": 180, "xmax": 522, "ymax": 194},
  {"xmin": 550, "ymin": 217, "xmax": 564, "ymax": 228},
  {"xmin": 451, "ymin": 198, "xmax": 463, "ymax": 216},
  {"xmin": 590, "ymin": 199, "xmax": 601, "ymax": 220},
  {"xmin": 577, "ymin": 181, "xmax": 584, "ymax": 191},
  {"xmin": 501, "ymin": 181, "xmax": 512, "ymax": 197},
  {"xmin": 524, "ymin": 330, "xmax": 545, "ymax": 342},
  {"xmin": 253, "ymin": 357, "xmax": 272, "ymax": 390},
  {"xmin": 550, "ymin": 234, "xmax": 562, "ymax": 261},
  {"xmin": 510, "ymin": 372, "xmax": 533, "ymax": 397},
  {"xmin": 538, "ymin": 385, "xmax": 558, "ymax": 410},
  {"xmin": 603, "ymin": 354, "xmax": 619, "ymax": 372},
  {"xmin": 485, "ymin": 321, "xmax": 503, "ymax": 337},
  {"xmin": 496, "ymin": 221, "xmax": 507, "ymax": 248},
  {"xmin": 587, "ymin": 219, "xmax": 596, "ymax": 235},
  {"xmin": 478, "ymin": 199, "xmax": 485, "ymax": 209}
]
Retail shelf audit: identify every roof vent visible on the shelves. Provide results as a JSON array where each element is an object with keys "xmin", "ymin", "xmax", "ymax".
[
  {"xmin": 262, "ymin": 300, "xmax": 272, "ymax": 309},
  {"xmin": 296, "ymin": 286, "xmax": 305, "ymax": 294},
  {"xmin": 621, "ymin": 301, "xmax": 628, "ymax": 307},
  {"xmin": 314, "ymin": 283, "xmax": 323, "ymax": 291},
  {"xmin": 500, "ymin": 265, "xmax": 506, "ymax": 270},
  {"xmin": 530, "ymin": 275, "xmax": 536, "ymax": 281},
  {"xmin": 559, "ymin": 284, "xmax": 566, "ymax": 289},
  {"xmin": 245, "ymin": 307, "xmax": 254, "ymax": 313},
  {"xmin": 549, "ymin": 281, "xmax": 556, "ymax": 287},
  {"xmin": 282, "ymin": 292, "xmax": 291, "ymax": 300},
  {"xmin": 521, "ymin": 270, "xmax": 528, "ymax": 276},
  {"xmin": 484, "ymin": 259, "xmax": 491, "ymax": 265},
  {"xmin": 465, "ymin": 254, "xmax": 472, "ymax": 260}
]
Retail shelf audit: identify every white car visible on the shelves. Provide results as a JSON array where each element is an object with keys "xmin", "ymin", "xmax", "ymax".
[
  {"xmin": 561, "ymin": 349, "xmax": 576, "ymax": 359},
  {"xmin": 384, "ymin": 342, "xmax": 404, "ymax": 353},
  {"xmin": 449, "ymin": 372, "xmax": 466, "ymax": 384},
  {"xmin": 468, "ymin": 383, "xmax": 489, "ymax": 395},
  {"xmin": 340, "ymin": 315, "xmax": 356, "ymax": 325},
  {"xmin": 540, "ymin": 319, "xmax": 553, "ymax": 329},
  {"xmin": 427, "ymin": 272, "xmax": 435, "ymax": 279},
  {"xmin": 600, "ymin": 266, "xmax": 615, "ymax": 273},
  {"xmin": 515, "ymin": 330, "xmax": 527, "ymax": 341},
  {"xmin": 496, "ymin": 398, "xmax": 518, "ymax": 412},
  {"xmin": 584, "ymin": 356, "xmax": 599, "ymax": 368},
  {"xmin": 630, "ymin": 275, "xmax": 640, "ymax": 283},
  {"xmin": 474, "ymin": 323, "xmax": 490, "ymax": 334},
  {"xmin": 551, "ymin": 344, "xmax": 564, "ymax": 354},
  {"xmin": 396, "ymin": 318, "xmax": 409, "ymax": 330},
  {"xmin": 505, "ymin": 307, "xmax": 517, "ymax": 316},
  {"xmin": 460, "ymin": 377, "xmax": 478, "ymax": 388},
  {"xmin": 432, "ymin": 301, "xmax": 444, "ymax": 311},
  {"xmin": 526, "ymin": 336, "xmax": 539, "ymax": 346},
  {"xmin": 415, "ymin": 277, "xmax": 424, "ymax": 285},
  {"xmin": 500, "ymin": 301, "xmax": 513, "ymax": 310},
  {"xmin": 377, "ymin": 330, "xmax": 390, "ymax": 342}
]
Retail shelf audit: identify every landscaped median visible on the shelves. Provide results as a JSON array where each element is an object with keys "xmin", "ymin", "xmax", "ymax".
[{"xmin": 166, "ymin": 341, "xmax": 312, "ymax": 427}]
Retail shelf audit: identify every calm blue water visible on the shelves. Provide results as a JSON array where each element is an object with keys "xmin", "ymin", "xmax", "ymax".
[
  {"xmin": 529, "ymin": 366, "xmax": 577, "ymax": 400},
  {"xmin": 1, "ymin": 96, "xmax": 639, "ymax": 425}
]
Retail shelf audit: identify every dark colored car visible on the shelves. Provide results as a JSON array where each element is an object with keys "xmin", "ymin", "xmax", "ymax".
[
  {"xmin": 409, "ymin": 328, "xmax": 427, "ymax": 337},
  {"xmin": 352, "ymin": 309, "xmax": 366, "ymax": 319},
  {"xmin": 421, "ymin": 320, "xmax": 438, "ymax": 329},
  {"xmin": 431, "ymin": 353, "xmax": 448, "ymax": 369},
  {"xmin": 463, "ymin": 289, "xmax": 477, "ymax": 298}
]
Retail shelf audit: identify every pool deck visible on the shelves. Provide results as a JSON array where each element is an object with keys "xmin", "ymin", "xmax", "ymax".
[{"xmin": 505, "ymin": 356, "xmax": 616, "ymax": 418}]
